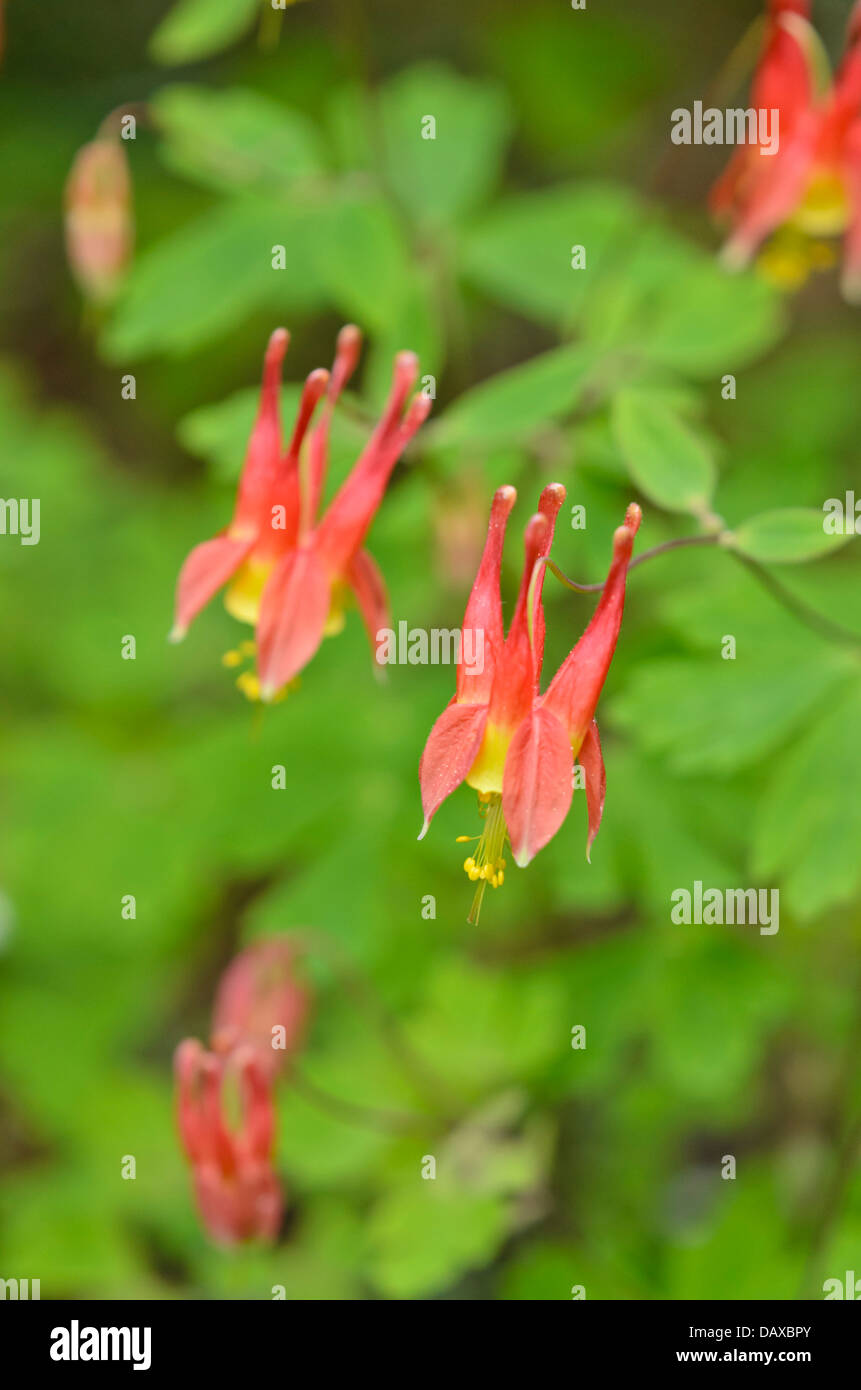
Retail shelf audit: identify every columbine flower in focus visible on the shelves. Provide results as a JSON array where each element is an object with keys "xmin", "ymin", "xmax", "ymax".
[
  {"xmin": 418, "ymin": 485, "xmax": 641, "ymax": 924},
  {"xmin": 712, "ymin": 0, "xmax": 861, "ymax": 300},
  {"xmin": 174, "ymin": 938, "xmax": 309, "ymax": 1245},
  {"xmin": 64, "ymin": 134, "xmax": 133, "ymax": 304},
  {"xmin": 171, "ymin": 327, "xmax": 431, "ymax": 701}
]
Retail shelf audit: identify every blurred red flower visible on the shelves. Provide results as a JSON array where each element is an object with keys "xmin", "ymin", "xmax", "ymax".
[{"xmin": 171, "ymin": 327, "xmax": 431, "ymax": 701}]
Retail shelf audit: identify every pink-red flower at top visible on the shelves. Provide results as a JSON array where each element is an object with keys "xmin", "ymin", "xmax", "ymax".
[
  {"xmin": 64, "ymin": 135, "xmax": 133, "ymax": 304},
  {"xmin": 418, "ymin": 484, "xmax": 641, "ymax": 923},
  {"xmin": 171, "ymin": 327, "xmax": 431, "ymax": 701},
  {"xmin": 210, "ymin": 938, "xmax": 310, "ymax": 1080},
  {"xmin": 174, "ymin": 939, "xmax": 310, "ymax": 1245},
  {"xmin": 712, "ymin": 0, "xmax": 861, "ymax": 299}
]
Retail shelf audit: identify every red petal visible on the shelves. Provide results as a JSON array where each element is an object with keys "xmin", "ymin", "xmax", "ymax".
[
  {"xmin": 211, "ymin": 939, "xmax": 309, "ymax": 1079},
  {"xmin": 174, "ymin": 1039, "xmax": 208, "ymax": 1163},
  {"xmin": 503, "ymin": 706, "xmax": 573, "ymax": 867},
  {"xmin": 256, "ymin": 545, "xmax": 331, "ymax": 698},
  {"xmin": 346, "ymin": 548, "xmax": 389, "ymax": 668},
  {"xmin": 578, "ymin": 719, "xmax": 606, "ymax": 862},
  {"xmin": 305, "ymin": 325, "xmax": 362, "ymax": 533},
  {"xmin": 714, "ymin": 10, "xmax": 822, "ymax": 264},
  {"xmin": 533, "ymin": 483, "xmax": 566, "ymax": 685},
  {"xmin": 542, "ymin": 503, "xmax": 640, "ymax": 747},
  {"xmin": 234, "ymin": 1047, "xmax": 276, "ymax": 1163},
  {"xmin": 171, "ymin": 533, "xmax": 255, "ymax": 640},
  {"xmin": 841, "ymin": 120, "xmax": 861, "ymax": 300},
  {"xmin": 418, "ymin": 700, "xmax": 489, "ymax": 838},
  {"xmin": 457, "ymin": 485, "xmax": 517, "ymax": 704},
  {"xmin": 233, "ymin": 328, "xmax": 289, "ymax": 533},
  {"xmin": 316, "ymin": 353, "xmax": 431, "ymax": 573},
  {"xmin": 487, "ymin": 511, "xmax": 551, "ymax": 734},
  {"xmin": 720, "ymin": 120, "xmax": 818, "ymax": 268},
  {"xmin": 261, "ymin": 367, "xmax": 329, "ymax": 560}
]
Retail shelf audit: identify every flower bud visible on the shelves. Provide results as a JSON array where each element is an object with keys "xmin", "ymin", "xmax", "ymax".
[
  {"xmin": 210, "ymin": 938, "xmax": 310, "ymax": 1079},
  {"xmin": 64, "ymin": 137, "xmax": 133, "ymax": 303}
]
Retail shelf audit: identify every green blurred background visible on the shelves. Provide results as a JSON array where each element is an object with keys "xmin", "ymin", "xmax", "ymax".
[{"xmin": 0, "ymin": 0, "xmax": 859, "ymax": 1299}]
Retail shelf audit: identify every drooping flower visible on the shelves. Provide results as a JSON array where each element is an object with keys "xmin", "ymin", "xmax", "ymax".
[
  {"xmin": 174, "ymin": 938, "xmax": 310, "ymax": 1245},
  {"xmin": 175, "ymin": 1039, "xmax": 282, "ymax": 1246},
  {"xmin": 171, "ymin": 327, "xmax": 431, "ymax": 701},
  {"xmin": 64, "ymin": 135, "xmax": 133, "ymax": 304},
  {"xmin": 712, "ymin": 0, "xmax": 861, "ymax": 300},
  {"xmin": 418, "ymin": 485, "xmax": 641, "ymax": 923},
  {"xmin": 210, "ymin": 938, "xmax": 310, "ymax": 1080}
]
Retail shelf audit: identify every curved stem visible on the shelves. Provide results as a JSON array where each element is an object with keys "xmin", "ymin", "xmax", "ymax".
[
  {"xmin": 544, "ymin": 533, "xmax": 721, "ymax": 593},
  {"xmin": 545, "ymin": 533, "xmax": 861, "ymax": 650},
  {"xmin": 731, "ymin": 553, "xmax": 861, "ymax": 650},
  {"xmin": 289, "ymin": 1066, "xmax": 430, "ymax": 1135}
]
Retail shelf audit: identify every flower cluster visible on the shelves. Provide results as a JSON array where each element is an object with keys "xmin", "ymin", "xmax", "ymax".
[
  {"xmin": 174, "ymin": 939, "xmax": 309, "ymax": 1245},
  {"xmin": 171, "ymin": 327, "xmax": 431, "ymax": 701},
  {"xmin": 712, "ymin": 0, "xmax": 861, "ymax": 298},
  {"xmin": 418, "ymin": 484, "xmax": 641, "ymax": 923}
]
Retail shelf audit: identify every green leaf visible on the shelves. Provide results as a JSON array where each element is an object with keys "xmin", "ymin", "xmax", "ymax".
[
  {"xmin": 727, "ymin": 508, "xmax": 854, "ymax": 565},
  {"xmin": 432, "ymin": 343, "xmax": 592, "ymax": 449},
  {"xmin": 103, "ymin": 200, "xmax": 324, "ymax": 359},
  {"xmin": 611, "ymin": 388, "xmax": 716, "ymax": 514},
  {"xmin": 753, "ymin": 679, "xmax": 861, "ymax": 919},
  {"xmin": 664, "ymin": 1175, "xmax": 803, "ymax": 1299},
  {"xmin": 404, "ymin": 958, "xmax": 566, "ymax": 1093},
  {"xmin": 367, "ymin": 1179, "xmax": 507, "ymax": 1299},
  {"xmin": 581, "ymin": 232, "xmax": 783, "ymax": 377},
  {"xmin": 152, "ymin": 85, "xmax": 324, "ymax": 193},
  {"xmin": 149, "ymin": 0, "xmax": 261, "ymax": 65},
  {"xmin": 378, "ymin": 62, "xmax": 510, "ymax": 226},
  {"xmin": 642, "ymin": 256, "xmax": 783, "ymax": 377},
  {"xmin": 460, "ymin": 182, "xmax": 639, "ymax": 328},
  {"xmin": 612, "ymin": 651, "xmax": 853, "ymax": 776},
  {"xmin": 307, "ymin": 195, "xmax": 411, "ymax": 333}
]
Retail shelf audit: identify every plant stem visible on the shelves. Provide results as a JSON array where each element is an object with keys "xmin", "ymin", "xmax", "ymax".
[
  {"xmin": 544, "ymin": 533, "xmax": 721, "ymax": 593},
  {"xmin": 732, "ymin": 553, "xmax": 861, "ymax": 650},
  {"xmin": 545, "ymin": 534, "xmax": 861, "ymax": 650},
  {"xmin": 289, "ymin": 1066, "xmax": 429, "ymax": 1135}
]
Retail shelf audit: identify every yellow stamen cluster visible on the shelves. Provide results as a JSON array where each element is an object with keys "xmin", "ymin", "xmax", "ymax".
[
  {"xmin": 221, "ymin": 642, "xmax": 295, "ymax": 703},
  {"xmin": 460, "ymin": 849, "xmax": 505, "ymax": 889},
  {"xmin": 756, "ymin": 225, "xmax": 838, "ymax": 291},
  {"xmin": 222, "ymin": 640, "xmax": 256, "ymax": 669},
  {"xmin": 457, "ymin": 793, "xmax": 510, "ymax": 925}
]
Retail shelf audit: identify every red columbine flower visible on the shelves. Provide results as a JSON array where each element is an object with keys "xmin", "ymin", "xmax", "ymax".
[
  {"xmin": 418, "ymin": 486, "xmax": 641, "ymax": 923},
  {"xmin": 174, "ymin": 939, "xmax": 310, "ymax": 1245},
  {"xmin": 712, "ymin": 0, "xmax": 861, "ymax": 300},
  {"xmin": 210, "ymin": 939, "xmax": 310, "ymax": 1080},
  {"xmin": 175, "ymin": 1040, "xmax": 282, "ymax": 1245},
  {"xmin": 171, "ymin": 327, "xmax": 431, "ymax": 701}
]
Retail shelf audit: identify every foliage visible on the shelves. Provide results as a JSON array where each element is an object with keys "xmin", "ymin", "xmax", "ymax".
[{"xmin": 0, "ymin": 0, "xmax": 859, "ymax": 1302}]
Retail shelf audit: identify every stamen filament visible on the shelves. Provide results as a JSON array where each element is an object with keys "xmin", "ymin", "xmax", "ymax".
[{"xmin": 461, "ymin": 793, "xmax": 508, "ymax": 925}]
